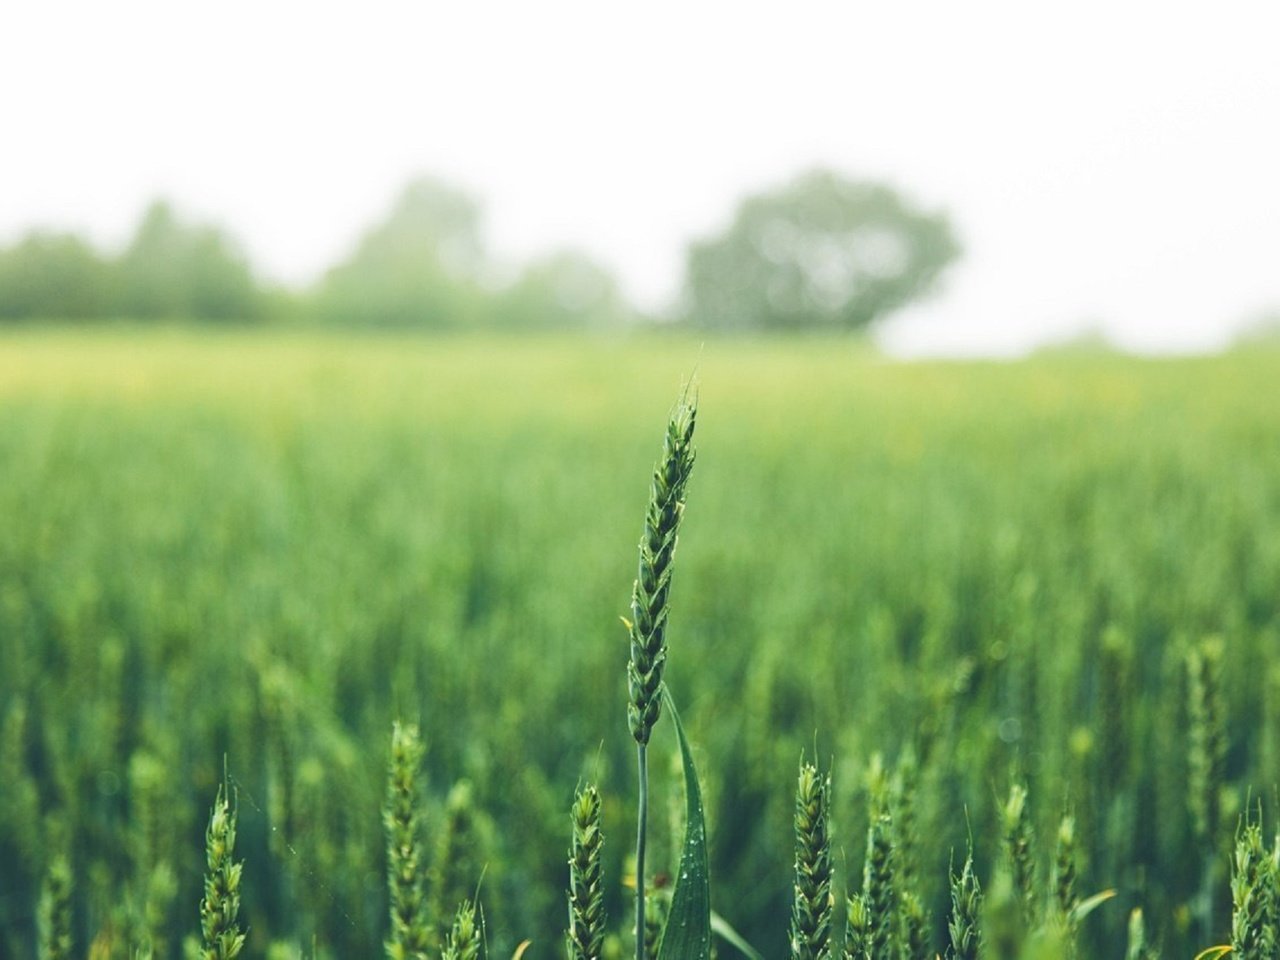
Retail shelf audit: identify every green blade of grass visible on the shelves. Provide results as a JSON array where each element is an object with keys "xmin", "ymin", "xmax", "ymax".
[
  {"xmin": 710, "ymin": 910, "xmax": 763, "ymax": 960},
  {"xmin": 656, "ymin": 687, "xmax": 712, "ymax": 960}
]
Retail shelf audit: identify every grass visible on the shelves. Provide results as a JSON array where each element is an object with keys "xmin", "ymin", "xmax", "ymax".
[{"xmin": 4, "ymin": 328, "xmax": 1280, "ymax": 957}]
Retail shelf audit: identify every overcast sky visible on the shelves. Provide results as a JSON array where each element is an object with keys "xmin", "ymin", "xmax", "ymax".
[{"xmin": 2, "ymin": 0, "xmax": 1278, "ymax": 355}]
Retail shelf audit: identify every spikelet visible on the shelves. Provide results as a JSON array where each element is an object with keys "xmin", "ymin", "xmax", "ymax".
[
  {"xmin": 199, "ymin": 786, "xmax": 245, "ymax": 960},
  {"xmin": 862, "ymin": 806, "xmax": 895, "ymax": 960},
  {"xmin": 1051, "ymin": 814, "xmax": 1078, "ymax": 921},
  {"xmin": 1231, "ymin": 814, "xmax": 1276, "ymax": 960},
  {"xmin": 789, "ymin": 760, "xmax": 834, "ymax": 960},
  {"xmin": 1001, "ymin": 783, "xmax": 1036, "ymax": 927},
  {"xmin": 442, "ymin": 901, "xmax": 482, "ymax": 960},
  {"xmin": 843, "ymin": 894, "xmax": 872, "ymax": 960},
  {"xmin": 626, "ymin": 390, "xmax": 697, "ymax": 745},
  {"xmin": 566, "ymin": 784, "xmax": 606, "ymax": 960},
  {"xmin": 432, "ymin": 780, "xmax": 482, "ymax": 951},
  {"xmin": 946, "ymin": 851, "xmax": 982, "ymax": 960},
  {"xmin": 384, "ymin": 722, "xmax": 430, "ymax": 960},
  {"xmin": 897, "ymin": 890, "xmax": 928, "ymax": 960},
  {"xmin": 37, "ymin": 852, "xmax": 73, "ymax": 960},
  {"xmin": 1187, "ymin": 639, "xmax": 1226, "ymax": 848}
]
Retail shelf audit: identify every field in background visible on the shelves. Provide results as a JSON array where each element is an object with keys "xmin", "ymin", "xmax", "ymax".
[{"xmin": 3, "ymin": 328, "xmax": 1280, "ymax": 958}]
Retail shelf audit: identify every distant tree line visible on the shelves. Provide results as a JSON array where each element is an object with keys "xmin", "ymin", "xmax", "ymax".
[
  {"xmin": 0, "ymin": 201, "xmax": 263, "ymax": 323},
  {"xmin": 0, "ymin": 170, "xmax": 959, "ymax": 333}
]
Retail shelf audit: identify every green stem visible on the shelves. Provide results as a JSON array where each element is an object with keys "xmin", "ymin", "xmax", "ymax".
[{"xmin": 636, "ymin": 742, "xmax": 649, "ymax": 960}]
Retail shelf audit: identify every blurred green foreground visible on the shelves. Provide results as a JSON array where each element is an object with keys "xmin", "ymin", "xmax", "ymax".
[{"xmin": 2, "ymin": 329, "xmax": 1279, "ymax": 958}]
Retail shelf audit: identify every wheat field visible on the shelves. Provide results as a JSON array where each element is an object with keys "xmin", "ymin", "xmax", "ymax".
[{"xmin": 3, "ymin": 328, "xmax": 1280, "ymax": 959}]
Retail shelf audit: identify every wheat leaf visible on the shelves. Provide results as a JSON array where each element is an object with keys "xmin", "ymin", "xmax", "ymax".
[{"xmin": 656, "ymin": 687, "xmax": 712, "ymax": 960}]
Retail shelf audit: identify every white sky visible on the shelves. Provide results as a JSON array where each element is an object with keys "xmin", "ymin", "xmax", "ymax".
[{"xmin": 2, "ymin": 0, "xmax": 1278, "ymax": 355}]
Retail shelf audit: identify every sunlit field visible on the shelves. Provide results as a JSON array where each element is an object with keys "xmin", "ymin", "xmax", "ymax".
[{"xmin": 3, "ymin": 327, "xmax": 1280, "ymax": 959}]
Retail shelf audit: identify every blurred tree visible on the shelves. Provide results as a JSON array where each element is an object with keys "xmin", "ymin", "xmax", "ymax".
[
  {"xmin": 117, "ymin": 201, "xmax": 263, "ymax": 321},
  {"xmin": 681, "ymin": 169, "xmax": 960, "ymax": 332},
  {"xmin": 0, "ymin": 232, "xmax": 115, "ymax": 321},
  {"xmin": 313, "ymin": 177, "xmax": 489, "ymax": 329},
  {"xmin": 492, "ymin": 250, "xmax": 630, "ymax": 331}
]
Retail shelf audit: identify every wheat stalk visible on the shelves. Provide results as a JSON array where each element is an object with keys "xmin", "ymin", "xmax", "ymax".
[
  {"xmin": 626, "ymin": 388, "xmax": 696, "ymax": 960},
  {"xmin": 37, "ymin": 852, "xmax": 72, "ymax": 960},
  {"xmin": 1231, "ymin": 813, "xmax": 1276, "ymax": 960},
  {"xmin": 199, "ymin": 786, "xmax": 245, "ymax": 960},
  {"xmin": 566, "ymin": 784, "xmax": 606, "ymax": 960},
  {"xmin": 442, "ymin": 901, "xmax": 483, "ymax": 960},
  {"xmin": 1001, "ymin": 783, "xmax": 1036, "ymax": 928},
  {"xmin": 843, "ymin": 894, "xmax": 872, "ymax": 960},
  {"xmin": 862, "ymin": 806, "xmax": 895, "ymax": 960},
  {"xmin": 385, "ymin": 722, "xmax": 430, "ymax": 960},
  {"xmin": 1052, "ymin": 813, "xmax": 1078, "ymax": 921},
  {"xmin": 790, "ymin": 759, "xmax": 834, "ymax": 960},
  {"xmin": 432, "ymin": 780, "xmax": 481, "ymax": 951},
  {"xmin": 898, "ymin": 890, "xmax": 928, "ymax": 960},
  {"xmin": 946, "ymin": 849, "xmax": 982, "ymax": 960}
]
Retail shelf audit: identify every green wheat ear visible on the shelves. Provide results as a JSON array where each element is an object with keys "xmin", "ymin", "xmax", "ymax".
[
  {"xmin": 1231, "ymin": 812, "xmax": 1277, "ymax": 960},
  {"xmin": 946, "ymin": 849, "xmax": 983, "ymax": 960},
  {"xmin": 37, "ymin": 851, "xmax": 73, "ymax": 960},
  {"xmin": 200, "ymin": 785, "xmax": 245, "ymax": 960},
  {"xmin": 789, "ymin": 759, "xmax": 834, "ymax": 960},
  {"xmin": 566, "ymin": 784, "xmax": 606, "ymax": 960},
  {"xmin": 627, "ymin": 386, "xmax": 698, "ymax": 960},
  {"xmin": 384, "ymin": 721, "xmax": 430, "ymax": 960},
  {"xmin": 442, "ymin": 901, "xmax": 483, "ymax": 960},
  {"xmin": 1126, "ymin": 908, "xmax": 1161, "ymax": 960},
  {"xmin": 1001, "ymin": 782, "xmax": 1037, "ymax": 927},
  {"xmin": 626, "ymin": 388, "xmax": 697, "ymax": 746},
  {"xmin": 843, "ymin": 893, "xmax": 871, "ymax": 960},
  {"xmin": 862, "ymin": 806, "xmax": 895, "ymax": 960}
]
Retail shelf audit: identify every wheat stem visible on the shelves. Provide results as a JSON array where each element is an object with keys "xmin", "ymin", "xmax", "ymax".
[
  {"xmin": 384, "ymin": 721, "xmax": 430, "ymax": 960},
  {"xmin": 627, "ymin": 389, "xmax": 696, "ymax": 960}
]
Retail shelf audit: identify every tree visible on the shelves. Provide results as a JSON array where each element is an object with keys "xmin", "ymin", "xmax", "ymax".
[
  {"xmin": 492, "ymin": 250, "xmax": 630, "ymax": 331},
  {"xmin": 117, "ymin": 200, "xmax": 262, "ymax": 321},
  {"xmin": 0, "ymin": 232, "xmax": 115, "ymax": 320},
  {"xmin": 681, "ymin": 169, "xmax": 960, "ymax": 333},
  {"xmin": 313, "ymin": 177, "xmax": 488, "ymax": 329}
]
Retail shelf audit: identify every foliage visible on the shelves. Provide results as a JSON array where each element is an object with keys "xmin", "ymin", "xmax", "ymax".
[
  {"xmin": 0, "ymin": 202, "xmax": 262, "ymax": 323},
  {"xmin": 311, "ymin": 177, "xmax": 489, "ymax": 329},
  {"xmin": 0, "ymin": 179, "xmax": 633, "ymax": 331},
  {"xmin": 0, "ymin": 232, "xmax": 115, "ymax": 320},
  {"xmin": 681, "ymin": 169, "xmax": 959, "ymax": 332},
  {"xmin": 117, "ymin": 201, "xmax": 264, "ymax": 321},
  {"xmin": 493, "ymin": 251, "xmax": 630, "ymax": 332}
]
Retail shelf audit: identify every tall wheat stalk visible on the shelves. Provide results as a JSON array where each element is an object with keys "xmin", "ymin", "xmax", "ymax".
[
  {"xmin": 946, "ymin": 849, "xmax": 982, "ymax": 960},
  {"xmin": 1001, "ymin": 783, "xmax": 1036, "ymax": 928},
  {"xmin": 199, "ymin": 786, "xmax": 245, "ymax": 960},
  {"xmin": 442, "ymin": 901, "xmax": 482, "ymax": 960},
  {"xmin": 1188, "ymin": 638, "xmax": 1226, "ymax": 941},
  {"xmin": 37, "ymin": 852, "xmax": 72, "ymax": 960},
  {"xmin": 1231, "ymin": 814, "xmax": 1277, "ymax": 960},
  {"xmin": 385, "ymin": 722, "xmax": 430, "ymax": 960},
  {"xmin": 789, "ymin": 760, "xmax": 834, "ymax": 960},
  {"xmin": 625, "ymin": 389, "xmax": 696, "ymax": 960},
  {"xmin": 566, "ymin": 784, "xmax": 605, "ymax": 960}
]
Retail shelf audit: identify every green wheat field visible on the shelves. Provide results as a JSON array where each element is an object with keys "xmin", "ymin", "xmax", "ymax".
[{"xmin": 4, "ymin": 328, "xmax": 1280, "ymax": 960}]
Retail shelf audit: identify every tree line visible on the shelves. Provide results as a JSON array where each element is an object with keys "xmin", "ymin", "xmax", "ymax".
[{"xmin": 0, "ymin": 170, "xmax": 959, "ymax": 333}]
